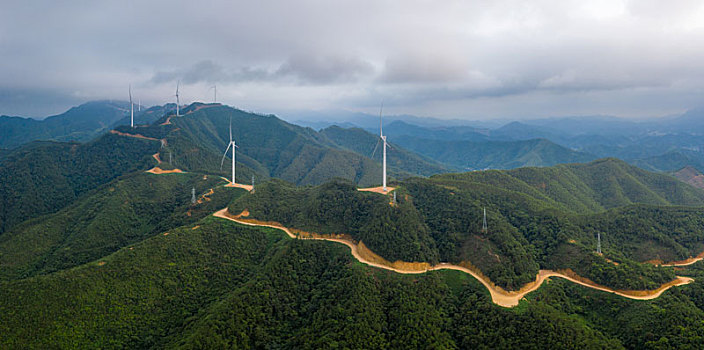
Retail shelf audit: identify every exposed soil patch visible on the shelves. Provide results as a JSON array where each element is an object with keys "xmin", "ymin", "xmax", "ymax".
[
  {"xmin": 110, "ymin": 129, "xmax": 159, "ymax": 141},
  {"xmin": 358, "ymin": 186, "xmax": 396, "ymax": 194},
  {"xmin": 146, "ymin": 167, "xmax": 185, "ymax": 174}
]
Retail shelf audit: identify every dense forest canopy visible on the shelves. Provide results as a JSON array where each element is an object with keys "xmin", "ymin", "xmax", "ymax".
[{"xmin": 2, "ymin": 103, "xmax": 704, "ymax": 348}]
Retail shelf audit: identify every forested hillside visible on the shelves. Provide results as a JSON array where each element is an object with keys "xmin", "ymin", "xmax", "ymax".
[
  {"xmin": 0, "ymin": 101, "xmax": 130, "ymax": 148},
  {"xmin": 0, "ymin": 134, "xmax": 159, "ymax": 234},
  {"xmin": 319, "ymin": 125, "xmax": 450, "ymax": 175},
  {"xmin": 2, "ymin": 212, "xmax": 703, "ymax": 349},
  {"xmin": 2, "ymin": 103, "xmax": 704, "ymax": 349},
  {"xmin": 149, "ymin": 103, "xmax": 444, "ymax": 186},
  {"xmin": 0, "ymin": 172, "xmax": 240, "ymax": 280},
  {"xmin": 394, "ymin": 136, "xmax": 596, "ymax": 170},
  {"xmin": 231, "ymin": 158, "xmax": 704, "ymax": 290}
]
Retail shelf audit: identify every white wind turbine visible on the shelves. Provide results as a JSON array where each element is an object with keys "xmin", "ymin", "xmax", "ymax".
[
  {"xmin": 129, "ymin": 84, "xmax": 134, "ymax": 127},
  {"xmin": 220, "ymin": 116, "xmax": 238, "ymax": 185},
  {"xmin": 175, "ymin": 80, "xmax": 181, "ymax": 116},
  {"xmin": 210, "ymin": 85, "xmax": 217, "ymax": 103},
  {"xmin": 371, "ymin": 103, "xmax": 389, "ymax": 191}
]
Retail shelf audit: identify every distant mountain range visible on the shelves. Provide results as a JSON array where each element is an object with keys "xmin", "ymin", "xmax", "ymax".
[
  {"xmin": 5, "ymin": 100, "xmax": 704, "ymax": 188},
  {"xmin": 3, "ymin": 101, "xmax": 704, "ymax": 348},
  {"xmin": 0, "ymin": 101, "xmax": 170, "ymax": 149}
]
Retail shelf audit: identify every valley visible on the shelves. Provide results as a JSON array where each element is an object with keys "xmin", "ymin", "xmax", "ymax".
[{"xmin": 3, "ymin": 103, "xmax": 704, "ymax": 348}]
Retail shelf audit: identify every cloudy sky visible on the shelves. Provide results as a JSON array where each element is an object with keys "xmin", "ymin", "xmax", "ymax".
[{"xmin": 2, "ymin": 0, "xmax": 704, "ymax": 120}]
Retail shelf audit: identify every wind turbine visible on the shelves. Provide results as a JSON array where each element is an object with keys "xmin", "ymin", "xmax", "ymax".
[
  {"xmin": 129, "ymin": 84, "xmax": 134, "ymax": 127},
  {"xmin": 210, "ymin": 85, "xmax": 217, "ymax": 103},
  {"xmin": 371, "ymin": 102, "xmax": 389, "ymax": 191},
  {"xmin": 220, "ymin": 116, "xmax": 238, "ymax": 185},
  {"xmin": 175, "ymin": 80, "xmax": 181, "ymax": 116}
]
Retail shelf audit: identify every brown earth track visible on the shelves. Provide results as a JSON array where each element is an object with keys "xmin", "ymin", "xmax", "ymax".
[
  {"xmin": 110, "ymin": 129, "xmax": 160, "ymax": 141},
  {"xmin": 213, "ymin": 208, "xmax": 694, "ymax": 308}
]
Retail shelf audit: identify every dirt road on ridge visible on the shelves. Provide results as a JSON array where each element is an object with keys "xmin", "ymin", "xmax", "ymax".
[{"xmin": 212, "ymin": 208, "xmax": 694, "ymax": 308}]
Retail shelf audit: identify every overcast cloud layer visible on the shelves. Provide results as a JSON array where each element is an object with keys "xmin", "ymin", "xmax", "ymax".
[{"xmin": 2, "ymin": 0, "xmax": 704, "ymax": 119}]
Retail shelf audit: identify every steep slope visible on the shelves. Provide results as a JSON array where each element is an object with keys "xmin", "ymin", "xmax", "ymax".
[
  {"xmin": 156, "ymin": 103, "xmax": 403, "ymax": 186},
  {"xmin": 438, "ymin": 158, "xmax": 704, "ymax": 213},
  {"xmin": 0, "ymin": 134, "xmax": 160, "ymax": 234},
  {"xmin": 672, "ymin": 166, "xmax": 704, "ymax": 189},
  {"xmin": 4, "ymin": 215, "xmax": 702, "ymax": 349},
  {"xmin": 0, "ymin": 172, "xmax": 240, "ymax": 280},
  {"xmin": 0, "ymin": 101, "xmax": 132, "ymax": 148},
  {"xmin": 319, "ymin": 125, "xmax": 451, "ymax": 175},
  {"xmin": 395, "ymin": 136, "xmax": 596, "ymax": 170},
  {"xmin": 230, "ymin": 158, "xmax": 704, "ymax": 290},
  {"xmin": 379, "ymin": 120, "xmax": 489, "ymax": 141},
  {"xmin": 631, "ymin": 150, "xmax": 704, "ymax": 175}
]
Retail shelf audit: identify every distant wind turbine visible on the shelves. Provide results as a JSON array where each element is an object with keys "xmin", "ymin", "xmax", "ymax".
[
  {"xmin": 210, "ymin": 85, "xmax": 217, "ymax": 103},
  {"xmin": 371, "ymin": 102, "xmax": 389, "ymax": 191},
  {"xmin": 220, "ymin": 116, "xmax": 238, "ymax": 184},
  {"xmin": 129, "ymin": 84, "xmax": 134, "ymax": 127},
  {"xmin": 175, "ymin": 80, "xmax": 181, "ymax": 116}
]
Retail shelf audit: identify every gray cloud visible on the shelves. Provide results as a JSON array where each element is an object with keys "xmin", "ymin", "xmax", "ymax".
[
  {"xmin": 0, "ymin": 88, "xmax": 87, "ymax": 118},
  {"xmin": 151, "ymin": 55, "xmax": 374, "ymax": 86},
  {"xmin": 275, "ymin": 54, "xmax": 374, "ymax": 84},
  {"xmin": 2, "ymin": 0, "xmax": 704, "ymax": 119}
]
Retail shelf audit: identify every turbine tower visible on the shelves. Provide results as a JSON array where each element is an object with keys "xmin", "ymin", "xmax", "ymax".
[
  {"xmin": 597, "ymin": 232, "xmax": 602, "ymax": 254},
  {"xmin": 482, "ymin": 207, "xmax": 488, "ymax": 232},
  {"xmin": 175, "ymin": 80, "xmax": 181, "ymax": 116},
  {"xmin": 129, "ymin": 84, "xmax": 134, "ymax": 127},
  {"xmin": 211, "ymin": 85, "xmax": 217, "ymax": 103},
  {"xmin": 220, "ymin": 116, "xmax": 238, "ymax": 184},
  {"xmin": 371, "ymin": 103, "xmax": 389, "ymax": 191}
]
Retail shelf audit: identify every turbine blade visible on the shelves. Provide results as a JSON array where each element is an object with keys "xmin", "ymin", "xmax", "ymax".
[
  {"xmin": 371, "ymin": 138, "xmax": 380, "ymax": 159},
  {"xmin": 220, "ymin": 143, "xmax": 233, "ymax": 170},
  {"xmin": 229, "ymin": 116, "xmax": 233, "ymax": 142}
]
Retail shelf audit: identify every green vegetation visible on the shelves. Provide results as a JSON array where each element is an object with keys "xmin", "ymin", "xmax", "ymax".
[
  {"xmin": 2, "ymin": 103, "xmax": 704, "ymax": 348},
  {"xmin": 0, "ymin": 219, "xmax": 632, "ymax": 349},
  {"xmin": 6, "ymin": 215, "xmax": 702, "ymax": 349},
  {"xmin": 0, "ymin": 101, "xmax": 131, "ymax": 148},
  {"xmin": 228, "ymin": 179, "xmax": 440, "ymax": 264},
  {"xmin": 0, "ymin": 134, "xmax": 160, "ymax": 234},
  {"xmin": 0, "ymin": 218, "xmax": 289, "ymax": 349},
  {"xmin": 529, "ymin": 262, "xmax": 704, "ymax": 349},
  {"xmin": 319, "ymin": 125, "xmax": 450, "ymax": 176},
  {"xmin": 231, "ymin": 158, "xmax": 704, "ymax": 290},
  {"xmin": 0, "ymin": 172, "xmax": 242, "ymax": 280},
  {"xmin": 394, "ymin": 136, "xmax": 596, "ymax": 170},
  {"xmin": 160, "ymin": 104, "xmax": 381, "ymax": 186},
  {"xmin": 131, "ymin": 103, "xmax": 445, "ymax": 187}
]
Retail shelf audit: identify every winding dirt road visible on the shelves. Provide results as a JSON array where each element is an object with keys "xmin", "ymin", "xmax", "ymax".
[
  {"xmin": 660, "ymin": 251, "xmax": 704, "ymax": 267},
  {"xmin": 213, "ymin": 208, "xmax": 695, "ymax": 308}
]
